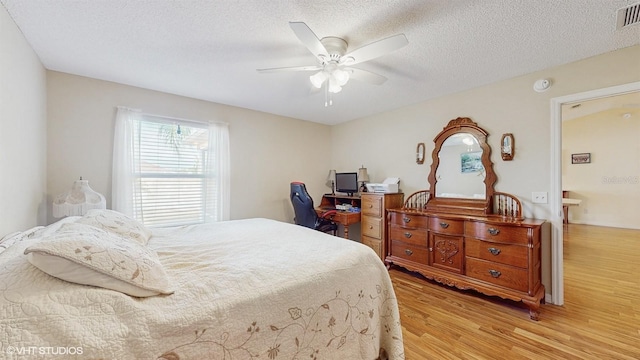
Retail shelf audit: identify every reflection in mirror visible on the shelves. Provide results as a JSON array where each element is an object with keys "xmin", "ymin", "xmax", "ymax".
[{"xmin": 435, "ymin": 133, "xmax": 486, "ymax": 199}]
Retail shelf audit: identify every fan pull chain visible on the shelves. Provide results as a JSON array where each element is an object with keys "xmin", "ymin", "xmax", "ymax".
[
  {"xmin": 324, "ymin": 83, "xmax": 329, "ymax": 107},
  {"xmin": 324, "ymin": 83, "xmax": 333, "ymax": 107}
]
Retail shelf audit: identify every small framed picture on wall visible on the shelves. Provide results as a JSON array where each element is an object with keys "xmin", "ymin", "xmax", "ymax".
[{"xmin": 571, "ymin": 153, "xmax": 591, "ymax": 164}]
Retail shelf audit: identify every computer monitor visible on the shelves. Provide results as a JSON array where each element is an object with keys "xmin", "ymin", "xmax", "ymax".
[{"xmin": 335, "ymin": 172, "xmax": 358, "ymax": 196}]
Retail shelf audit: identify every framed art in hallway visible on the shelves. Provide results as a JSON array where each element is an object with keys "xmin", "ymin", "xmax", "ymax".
[{"xmin": 571, "ymin": 153, "xmax": 591, "ymax": 164}]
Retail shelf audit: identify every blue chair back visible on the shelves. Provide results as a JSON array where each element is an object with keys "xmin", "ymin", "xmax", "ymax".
[{"xmin": 290, "ymin": 182, "xmax": 318, "ymax": 229}]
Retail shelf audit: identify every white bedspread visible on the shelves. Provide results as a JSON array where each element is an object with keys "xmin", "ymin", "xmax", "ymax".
[{"xmin": 0, "ymin": 218, "xmax": 404, "ymax": 359}]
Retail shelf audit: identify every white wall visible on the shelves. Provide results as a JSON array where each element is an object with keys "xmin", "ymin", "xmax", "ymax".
[
  {"xmin": 332, "ymin": 45, "xmax": 640, "ymax": 220},
  {"xmin": 332, "ymin": 45, "xmax": 640, "ymax": 297},
  {"xmin": 563, "ymin": 109, "xmax": 640, "ymax": 229},
  {"xmin": 46, "ymin": 72, "xmax": 331, "ymax": 225},
  {"xmin": 0, "ymin": 5, "xmax": 47, "ymax": 237}
]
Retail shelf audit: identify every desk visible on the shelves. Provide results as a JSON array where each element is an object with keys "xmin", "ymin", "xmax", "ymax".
[
  {"xmin": 318, "ymin": 194, "xmax": 362, "ymax": 239},
  {"xmin": 317, "ymin": 209, "xmax": 361, "ymax": 239},
  {"xmin": 562, "ymin": 198, "xmax": 582, "ymax": 224}
]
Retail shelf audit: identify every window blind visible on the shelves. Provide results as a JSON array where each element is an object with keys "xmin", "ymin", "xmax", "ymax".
[{"xmin": 132, "ymin": 118, "xmax": 213, "ymax": 227}]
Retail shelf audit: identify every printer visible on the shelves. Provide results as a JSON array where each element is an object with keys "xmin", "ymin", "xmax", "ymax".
[{"xmin": 365, "ymin": 177, "xmax": 400, "ymax": 193}]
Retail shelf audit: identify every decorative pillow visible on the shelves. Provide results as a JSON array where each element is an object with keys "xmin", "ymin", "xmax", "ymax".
[
  {"xmin": 0, "ymin": 231, "xmax": 23, "ymax": 255},
  {"xmin": 76, "ymin": 209, "xmax": 152, "ymax": 245},
  {"xmin": 40, "ymin": 215, "xmax": 82, "ymax": 236},
  {"xmin": 0, "ymin": 226, "xmax": 46, "ymax": 256},
  {"xmin": 24, "ymin": 222, "xmax": 173, "ymax": 297}
]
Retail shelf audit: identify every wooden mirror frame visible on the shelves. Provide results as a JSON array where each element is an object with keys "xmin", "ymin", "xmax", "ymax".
[{"xmin": 426, "ymin": 117, "xmax": 497, "ymax": 216}]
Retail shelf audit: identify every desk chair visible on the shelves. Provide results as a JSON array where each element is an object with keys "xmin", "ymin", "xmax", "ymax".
[{"xmin": 290, "ymin": 182, "xmax": 337, "ymax": 235}]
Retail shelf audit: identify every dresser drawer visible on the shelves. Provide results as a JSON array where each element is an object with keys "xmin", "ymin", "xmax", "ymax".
[
  {"xmin": 465, "ymin": 222, "xmax": 529, "ymax": 244},
  {"xmin": 429, "ymin": 217, "xmax": 464, "ymax": 235},
  {"xmin": 465, "ymin": 257, "xmax": 528, "ymax": 292},
  {"xmin": 389, "ymin": 212, "xmax": 429, "ymax": 228},
  {"xmin": 391, "ymin": 240, "xmax": 429, "ymax": 264},
  {"xmin": 466, "ymin": 238, "xmax": 528, "ymax": 268},
  {"xmin": 362, "ymin": 236, "xmax": 382, "ymax": 259},
  {"xmin": 389, "ymin": 225, "xmax": 428, "ymax": 247},
  {"xmin": 362, "ymin": 195, "xmax": 382, "ymax": 217},
  {"xmin": 362, "ymin": 216, "xmax": 382, "ymax": 239}
]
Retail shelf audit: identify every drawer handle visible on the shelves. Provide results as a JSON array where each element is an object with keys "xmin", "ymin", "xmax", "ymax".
[
  {"xmin": 439, "ymin": 222, "xmax": 449, "ymax": 229},
  {"xmin": 404, "ymin": 249, "xmax": 413, "ymax": 256},
  {"xmin": 488, "ymin": 269, "xmax": 502, "ymax": 278},
  {"xmin": 404, "ymin": 232, "xmax": 412, "ymax": 239},
  {"xmin": 369, "ymin": 225, "xmax": 373, "ymax": 230},
  {"xmin": 488, "ymin": 247, "xmax": 501, "ymax": 256},
  {"xmin": 368, "ymin": 204, "xmax": 373, "ymax": 208},
  {"xmin": 487, "ymin": 228, "xmax": 500, "ymax": 236},
  {"xmin": 403, "ymin": 217, "xmax": 411, "ymax": 224}
]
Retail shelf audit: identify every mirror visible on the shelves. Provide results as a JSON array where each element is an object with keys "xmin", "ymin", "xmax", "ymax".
[
  {"xmin": 426, "ymin": 117, "xmax": 497, "ymax": 216},
  {"xmin": 435, "ymin": 133, "xmax": 485, "ymax": 199}
]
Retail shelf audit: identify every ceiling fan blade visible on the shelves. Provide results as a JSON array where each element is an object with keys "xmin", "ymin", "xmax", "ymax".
[
  {"xmin": 257, "ymin": 65, "xmax": 322, "ymax": 73},
  {"xmin": 289, "ymin": 22, "xmax": 329, "ymax": 59},
  {"xmin": 346, "ymin": 68, "xmax": 388, "ymax": 85},
  {"xmin": 342, "ymin": 34, "xmax": 408, "ymax": 65}
]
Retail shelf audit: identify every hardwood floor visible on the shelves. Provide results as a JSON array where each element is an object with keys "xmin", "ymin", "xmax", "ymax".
[{"xmin": 390, "ymin": 224, "xmax": 640, "ymax": 359}]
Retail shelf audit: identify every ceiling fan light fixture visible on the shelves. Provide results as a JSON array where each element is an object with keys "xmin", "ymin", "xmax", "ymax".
[
  {"xmin": 310, "ymin": 66, "xmax": 349, "ymax": 93},
  {"xmin": 310, "ymin": 71, "xmax": 328, "ymax": 88},
  {"xmin": 333, "ymin": 68, "xmax": 350, "ymax": 86},
  {"xmin": 328, "ymin": 77, "xmax": 342, "ymax": 93}
]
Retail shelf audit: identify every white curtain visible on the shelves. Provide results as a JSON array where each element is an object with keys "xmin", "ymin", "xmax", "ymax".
[
  {"xmin": 205, "ymin": 122, "xmax": 231, "ymax": 221},
  {"xmin": 112, "ymin": 106, "xmax": 139, "ymax": 217}
]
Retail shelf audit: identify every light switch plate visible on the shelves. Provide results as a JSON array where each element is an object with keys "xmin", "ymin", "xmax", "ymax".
[{"xmin": 532, "ymin": 192, "xmax": 548, "ymax": 204}]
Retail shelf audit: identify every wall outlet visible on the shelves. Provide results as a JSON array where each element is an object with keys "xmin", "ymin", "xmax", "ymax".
[{"xmin": 532, "ymin": 192, "xmax": 548, "ymax": 204}]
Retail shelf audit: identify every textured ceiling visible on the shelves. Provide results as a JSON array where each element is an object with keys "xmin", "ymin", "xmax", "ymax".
[{"xmin": 2, "ymin": 0, "xmax": 639, "ymax": 125}]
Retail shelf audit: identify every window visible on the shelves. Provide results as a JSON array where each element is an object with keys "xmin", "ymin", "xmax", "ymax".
[{"xmin": 113, "ymin": 107, "xmax": 229, "ymax": 227}]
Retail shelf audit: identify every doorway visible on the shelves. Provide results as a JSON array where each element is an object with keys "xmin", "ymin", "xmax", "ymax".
[{"xmin": 550, "ymin": 81, "xmax": 640, "ymax": 305}]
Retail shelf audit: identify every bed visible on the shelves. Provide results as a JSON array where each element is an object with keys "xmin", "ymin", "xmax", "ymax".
[{"xmin": 0, "ymin": 212, "xmax": 404, "ymax": 359}]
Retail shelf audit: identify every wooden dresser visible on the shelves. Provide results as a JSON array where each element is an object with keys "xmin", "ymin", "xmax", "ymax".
[
  {"xmin": 386, "ymin": 117, "xmax": 548, "ymax": 320},
  {"xmin": 387, "ymin": 209, "xmax": 545, "ymax": 320},
  {"xmin": 360, "ymin": 193, "xmax": 404, "ymax": 260}
]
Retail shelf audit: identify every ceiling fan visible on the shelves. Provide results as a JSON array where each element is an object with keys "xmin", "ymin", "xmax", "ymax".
[{"xmin": 257, "ymin": 22, "xmax": 408, "ymax": 106}]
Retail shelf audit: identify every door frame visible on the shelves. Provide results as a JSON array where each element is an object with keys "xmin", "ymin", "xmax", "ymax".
[{"xmin": 549, "ymin": 81, "xmax": 640, "ymax": 305}]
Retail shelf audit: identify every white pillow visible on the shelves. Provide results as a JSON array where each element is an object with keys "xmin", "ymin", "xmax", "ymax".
[
  {"xmin": 0, "ymin": 226, "xmax": 46, "ymax": 255},
  {"xmin": 0, "ymin": 218, "xmax": 82, "ymax": 256},
  {"xmin": 0, "ymin": 231, "xmax": 22, "ymax": 255},
  {"xmin": 39, "ymin": 216, "xmax": 82, "ymax": 236},
  {"xmin": 76, "ymin": 209, "xmax": 152, "ymax": 245},
  {"xmin": 25, "ymin": 222, "xmax": 173, "ymax": 297}
]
